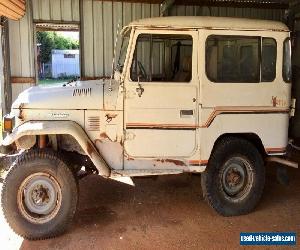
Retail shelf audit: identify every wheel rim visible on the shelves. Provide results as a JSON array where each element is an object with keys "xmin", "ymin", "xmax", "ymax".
[
  {"xmin": 17, "ymin": 172, "xmax": 62, "ymax": 224},
  {"xmin": 220, "ymin": 156, "xmax": 254, "ymax": 202}
]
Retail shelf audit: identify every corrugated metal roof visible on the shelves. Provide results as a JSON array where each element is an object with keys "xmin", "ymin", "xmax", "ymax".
[
  {"xmin": 36, "ymin": 23, "xmax": 79, "ymax": 32},
  {"xmin": 0, "ymin": 0, "xmax": 26, "ymax": 20}
]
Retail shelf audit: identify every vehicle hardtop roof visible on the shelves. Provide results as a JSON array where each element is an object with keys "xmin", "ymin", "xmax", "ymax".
[{"xmin": 128, "ymin": 16, "xmax": 289, "ymax": 32}]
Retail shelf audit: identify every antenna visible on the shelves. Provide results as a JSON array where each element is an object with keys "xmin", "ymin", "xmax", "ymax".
[{"xmin": 109, "ymin": 21, "xmax": 121, "ymax": 91}]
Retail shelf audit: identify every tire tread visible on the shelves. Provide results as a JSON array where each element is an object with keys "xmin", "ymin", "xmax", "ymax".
[{"xmin": 1, "ymin": 149, "xmax": 78, "ymax": 240}]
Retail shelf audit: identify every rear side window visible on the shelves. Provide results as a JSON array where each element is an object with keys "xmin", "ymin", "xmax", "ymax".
[
  {"xmin": 206, "ymin": 35, "xmax": 277, "ymax": 83},
  {"xmin": 283, "ymin": 38, "xmax": 291, "ymax": 83},
  {"xmin": 206, "ymin": 36, "xmax": 260, "ymax": 82},
  {"xmin": 262, "ymin": 38, "xmax": 276, "ymax": 82}
]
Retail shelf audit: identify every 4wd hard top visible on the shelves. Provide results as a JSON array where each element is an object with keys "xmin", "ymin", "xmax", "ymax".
[{"xmin": 128, "ymin": 16, "xmax": 289, "ymax": 32}]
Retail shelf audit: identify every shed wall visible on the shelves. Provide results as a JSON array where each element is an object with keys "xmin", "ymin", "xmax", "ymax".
[
  {"xmin": 8, "ymin": 0, "xmax": 35, "ymax": 103},
  {"xmin": 82, "ymin": 1, "xmax": 161, "ymax": 77},
  {"xmin": 32, "ymin": 0, "xmax": 80, "ymax": 22},
  {"xmin": 81, "ymin": 2, "xmax": 285, "ymax": 78}
]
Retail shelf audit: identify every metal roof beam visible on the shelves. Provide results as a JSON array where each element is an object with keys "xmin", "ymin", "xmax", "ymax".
[{"xmin": 0, "ymin": 0, "xmax": 25, "ymax": 20}]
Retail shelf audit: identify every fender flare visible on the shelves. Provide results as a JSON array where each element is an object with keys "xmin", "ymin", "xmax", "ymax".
[{"xmin": 2, "ymin": 120, "xmax": 111, "ymax": 177}]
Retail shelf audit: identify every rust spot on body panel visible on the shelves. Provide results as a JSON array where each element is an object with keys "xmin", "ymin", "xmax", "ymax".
[
  {"xmin": 265, "ymin": 147, "xmax": 286, "ymax": 154},
  {"xmin": 96, "ymin": 133, "xmax": 113, "ymax": 143},
  {"xmin": 86, "ymin": 141, "xmax": 95, "ymax": 157},
  {"xmin": 155, "ymin": 159, "xmax": 185, "ymax": 166},
  {"xmin": 18, "ymin": 103, "xmax": 25, "ymax": 121},
  {"xmin": 165, "ymin": 159, "xmax": 185, "ymax": 166},
  {"xmin": 100, "ymin": 132, "xmax": 110, "ymax": 139},
  {"xmin": 272, "ymin": 96, "xmax": 277, "ymax": 107}
]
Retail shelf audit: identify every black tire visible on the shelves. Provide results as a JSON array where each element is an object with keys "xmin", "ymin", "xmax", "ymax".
[
  {"xmin": 1, "ymin": 150, "xmax": 78, "ymax": 240},
  {"xmin": 201, "ymin": 137, "xmax": 265, "ymax": 216}
]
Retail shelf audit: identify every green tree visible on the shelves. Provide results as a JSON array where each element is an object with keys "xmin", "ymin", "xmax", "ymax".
[{"xmin": 37, "ymin": 31, "xmax": 79, "ymax": 64}]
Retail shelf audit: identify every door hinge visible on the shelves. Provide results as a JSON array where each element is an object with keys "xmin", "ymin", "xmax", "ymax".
[
  {"xmin": 124, "ymin": 130, "xmax": 136, "ymax": 141},
  {"xmin": 290, "ymin": 98, "xmax": 296, "ymax": 117}
]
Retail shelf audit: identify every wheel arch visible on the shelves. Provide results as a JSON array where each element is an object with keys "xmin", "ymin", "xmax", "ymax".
[
  {"xmin": 210, "ymin": 133, "xmax": 267, "ymax": 160},
  {"xmin": 2, "ymin": 121, "xmax": 110, "ymax": 177}
]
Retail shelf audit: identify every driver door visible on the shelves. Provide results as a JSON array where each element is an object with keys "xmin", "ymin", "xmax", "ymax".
[{"xmin": 124, "ymin": 29, "xmax": 198, "ymax": 166}]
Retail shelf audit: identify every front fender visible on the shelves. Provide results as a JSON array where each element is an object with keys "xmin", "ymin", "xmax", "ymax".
[{"xmin": 2, "ymin": 120, "xmax": 111, "ymax": 177}]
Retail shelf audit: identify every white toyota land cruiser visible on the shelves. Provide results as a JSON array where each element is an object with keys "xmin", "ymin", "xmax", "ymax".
[{"xmin": 0, "ymin": 16, "xmax": 293, "ymax": 239}]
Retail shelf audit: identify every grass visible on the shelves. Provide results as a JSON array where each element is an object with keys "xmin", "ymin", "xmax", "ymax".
[{"xmin": 38, "ymin": 78, "xmax": 73, "ymax": 85}]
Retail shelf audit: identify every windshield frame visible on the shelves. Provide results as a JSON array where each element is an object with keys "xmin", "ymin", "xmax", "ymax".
[{"xmin": 115, "ymin": 26, "xmax": 132, "ymax": 74}]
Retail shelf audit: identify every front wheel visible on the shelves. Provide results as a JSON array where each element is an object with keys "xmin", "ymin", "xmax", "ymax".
[
  {"xmin": 1, "ymin": 150, "xmax": 78, "ymax": 240},
  {"xmin": 201, "ymin": 137, "xmax": 265, "ymax": 216}
]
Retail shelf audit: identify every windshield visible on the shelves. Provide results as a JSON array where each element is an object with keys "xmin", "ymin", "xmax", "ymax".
[{"xmin": 115, "ymin": 28, "xmax": 131, "ymax": 73}]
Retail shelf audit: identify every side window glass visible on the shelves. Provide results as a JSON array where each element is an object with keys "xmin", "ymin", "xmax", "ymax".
[
  {"xmin": 283, "ymin": 38, "xmax": 291, "ymax": 83},
  {"xmin": 206, "ymin": 36, "xmax": 260, "ymax": 83},
  {"xmin": 130, "ymin": 34, "xmax": 193, "ymax": 82},
  {"xmin": 262, "ymin": 38, "xmax": 276, "ymax": 82},
  {"xmin": 131, "ymin": 34, "xmax": 151, "ymax": 82}
]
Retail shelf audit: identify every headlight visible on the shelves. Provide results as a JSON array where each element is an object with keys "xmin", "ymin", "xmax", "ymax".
[{"xmin": 3, "ymin": 114, "xmax": 15, "ymax": 133}]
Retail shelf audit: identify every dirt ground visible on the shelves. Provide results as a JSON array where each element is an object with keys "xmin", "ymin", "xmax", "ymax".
[{"xmin": 0, "ymin": 159, "xmax": 300, "ymax": 250}]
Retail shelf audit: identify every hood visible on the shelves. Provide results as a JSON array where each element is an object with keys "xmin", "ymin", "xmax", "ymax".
[{"xmin": 12, "ymin": 80, "xmax": 105, "ymax": 110}]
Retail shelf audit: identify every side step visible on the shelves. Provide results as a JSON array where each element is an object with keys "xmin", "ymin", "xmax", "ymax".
[
  {"xmin": 109, "ymin": 169, "xmax": 185, "ymax": 186},
  {"xmin": 109, "ymin": 176, "xmax": 135, "ymax": 186}
]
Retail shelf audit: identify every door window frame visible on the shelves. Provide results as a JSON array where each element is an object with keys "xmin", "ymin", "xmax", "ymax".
[{"xmin": 125, "ymin": 28, "xmax": 198, "ymax": 86}]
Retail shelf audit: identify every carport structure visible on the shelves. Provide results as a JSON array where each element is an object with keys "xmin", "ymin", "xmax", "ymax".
[
  {"xmin": 1, "ymin": 0, "xmax": 300, "ymax": 247},
  {"xmin": 0, "ymin": 0, "xmax": 300, "ymax": 117}
]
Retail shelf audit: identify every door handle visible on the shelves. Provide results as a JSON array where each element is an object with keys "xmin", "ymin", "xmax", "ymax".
[
  {"xmin": 136, "ymin": 83, "xmax": 144, "ymax": 97},
  {"xmin": 180, "ymin": 110, "xmax": 194, "ymax": 117}
]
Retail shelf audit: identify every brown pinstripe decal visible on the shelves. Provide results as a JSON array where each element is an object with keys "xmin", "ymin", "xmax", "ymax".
[
  {"xmin": 126, "ymin": 123, "xmax": 198, "ymax": 129},
  {"xmin": 200, "ymin": 106, "xmax": 289, "ymax": 128},
  {"xmin": 188, "ymin": 160, "xmax": 208, "ymax": 166},
  {"xmin": 265, "ymin": 147, "xmax": 286, "ymax": 154},
  {"xmin": 126, "ymin": 106, "xmax": 289, "ymax": 129}
]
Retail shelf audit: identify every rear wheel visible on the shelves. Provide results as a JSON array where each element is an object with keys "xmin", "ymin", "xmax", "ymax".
[
  {"xmin": 201, "ymin": 137, "xmax": 265, "ymax": 216},
  {"xmin": 1, "ymin": 150, "xmax": 78, "ymax": 240}
]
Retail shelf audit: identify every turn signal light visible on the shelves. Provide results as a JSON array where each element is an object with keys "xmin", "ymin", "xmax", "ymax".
[{"xmin": 3, "ymin": 115, "xmax": 14, "ymax": 133}]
